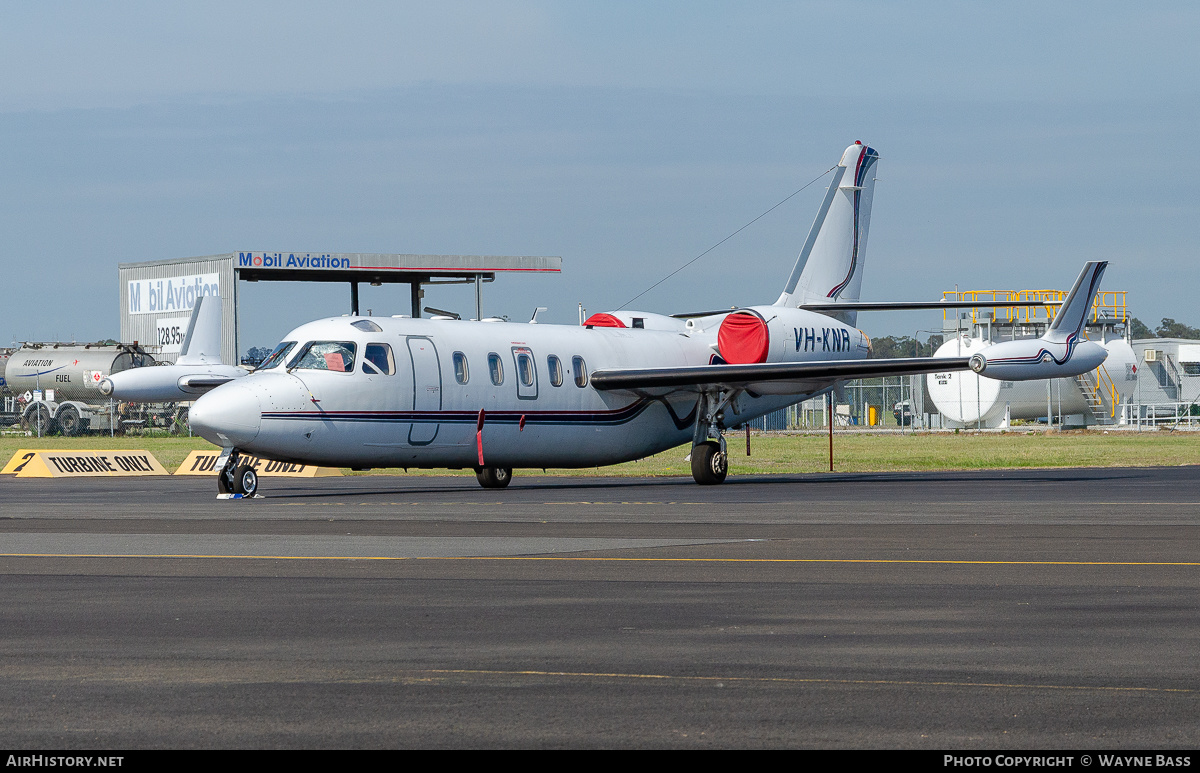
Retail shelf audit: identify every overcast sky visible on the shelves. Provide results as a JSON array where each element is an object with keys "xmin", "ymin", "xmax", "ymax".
[{"xmin": 2, "ymin": 2, "xmax": 1197, "ymax": 350}]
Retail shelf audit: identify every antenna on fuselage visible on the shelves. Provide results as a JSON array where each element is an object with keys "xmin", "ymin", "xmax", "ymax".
[{"xmin": 423, "ymin": 306, "xmax": 461, "ymax": 320}]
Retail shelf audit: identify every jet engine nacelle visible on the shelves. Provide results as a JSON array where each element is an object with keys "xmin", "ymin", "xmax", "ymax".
[
  {"xmin": 717, "ymin": 306, "xmax": 869, "ymax": 365},
  {"xmin": 968, "ymin": 337, "xmax": 1107, "ymax": 381}
]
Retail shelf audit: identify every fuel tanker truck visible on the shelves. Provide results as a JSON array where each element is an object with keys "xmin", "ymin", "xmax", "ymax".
[{"xmin": 0, "ymin": 342, "xmax": 158, "ymax": 435}]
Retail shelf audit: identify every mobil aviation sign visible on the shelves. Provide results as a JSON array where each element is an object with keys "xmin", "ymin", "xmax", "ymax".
[{"xmin": 127, "ymin": 273, "xmax": 220, "ymax": 315}]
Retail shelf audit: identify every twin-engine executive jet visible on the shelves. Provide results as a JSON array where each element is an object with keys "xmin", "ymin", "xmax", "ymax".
[{"xmin": 190, "ymin": 142, "xmax": 1110, "ymax": 497}]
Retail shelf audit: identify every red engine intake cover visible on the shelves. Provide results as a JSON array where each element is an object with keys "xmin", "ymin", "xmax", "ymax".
[
  {"xmin": 583, "ymin": 313, "xmax": 626, "ymax": 328},
  {"xmin": 717, "ymin": 311, "xmax": 770, "ymax": 364}
]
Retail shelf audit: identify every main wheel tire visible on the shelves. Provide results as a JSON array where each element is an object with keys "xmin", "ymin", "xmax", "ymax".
[
  {"xmin": 476, "ymin": 466, "xmax": 513, "ymax": 488},
  {"xmin": 56, "ymin": 405, "xmax": 83, "ymax": 437},
  {"xmin": 690, "ymin": 441, "xmax": 728, "ymax": 485},
  {"xmin": 232, "ymin": 464, "xmax": 258, "ymax": 497}
]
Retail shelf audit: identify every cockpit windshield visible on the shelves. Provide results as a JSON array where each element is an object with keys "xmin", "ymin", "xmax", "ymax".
[
  {"xmin": 288, "ymin": 341, "xmax": 357, "ymax": 373},
  {"xmin": 254, "ymin": 341, "xmax": 296, "ymax": 372}
]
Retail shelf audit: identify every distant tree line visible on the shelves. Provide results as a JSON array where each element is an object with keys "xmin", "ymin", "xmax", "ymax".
[
  {"xmin": 868, "ymin": 333, "xmax": 945, "ymax": 359},
  {"xmin": 241, "ymin": 346, "xmax": 273, "ymax": 367},
  {"xmin": 1129, "ymin": 318, "xmax": 1200, "ymax": 340}
]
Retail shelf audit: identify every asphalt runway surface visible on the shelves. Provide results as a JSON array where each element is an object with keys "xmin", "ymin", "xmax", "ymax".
[{"xmin": 1, "ymin": 466, "xmax": 1198, "ymax": 749}]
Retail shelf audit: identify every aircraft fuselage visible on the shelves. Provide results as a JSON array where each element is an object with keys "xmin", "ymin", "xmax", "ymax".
[{"xmin": 191, "ymin": 312, "xmax": 863, "ymax": 470}]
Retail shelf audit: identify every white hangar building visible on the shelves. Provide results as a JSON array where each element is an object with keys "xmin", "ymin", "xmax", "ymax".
[{"xmin": 119, "ymin": 252, "xmax": 561, "ymax": 365}]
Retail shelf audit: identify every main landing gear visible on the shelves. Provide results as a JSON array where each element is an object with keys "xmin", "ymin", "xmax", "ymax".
[
  {"xmin": 217, "ymin": 449, "xmax": 259, "ymax": 498},
  {"xmin": 475, "ymin": 466, "xmax": 513, "ymax": 489},
  {"xmin": 691, "ymin": 440, "xmax": 728, "ymax": 485},
  {"xmin": 690, "ymin": 390, "xmax": 736, "ymax": 485}
]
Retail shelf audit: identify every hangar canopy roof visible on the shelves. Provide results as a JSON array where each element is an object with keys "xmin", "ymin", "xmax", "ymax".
[{"xmin": 120, "ymin": 252, "xmax": 562, "ymax": 284}]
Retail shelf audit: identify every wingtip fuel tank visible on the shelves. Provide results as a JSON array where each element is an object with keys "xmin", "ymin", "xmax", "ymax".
[{"xmin": 968, "ymin": 262, "xmax": 1109, "ymax": 381}]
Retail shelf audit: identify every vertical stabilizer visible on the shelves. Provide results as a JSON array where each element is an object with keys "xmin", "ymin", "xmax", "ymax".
[
  {"xmin": 177, "ymin": 295, "xmax": 224, "ymax": 365},
  {"xmin": 775, "ymin": 142, "xmax": 879, "ymax": 325},
  {"xmin": 1044, "ymin": 261, "xmax": 1107, "ymax": 343}
]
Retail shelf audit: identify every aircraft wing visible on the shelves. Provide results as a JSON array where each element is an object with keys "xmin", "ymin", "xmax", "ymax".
[{"xmin": 590, "ymin": 356, "xmax": 970, "ymax": 396}]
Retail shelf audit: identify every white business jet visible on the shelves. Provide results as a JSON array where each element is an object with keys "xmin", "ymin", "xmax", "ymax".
[
  {"xmin": 189, "ymin": 142, "xmax": 1109, "ymax": 497},
  {"xmin": 100, "ymin": 295, "xmax": 247, "ymax": 402}
]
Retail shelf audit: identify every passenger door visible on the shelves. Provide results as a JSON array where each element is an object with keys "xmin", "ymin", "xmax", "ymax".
[
  {"xmin": 511, "ymin": 346, "xmax": 538, "ymax": 401},
  {"xmin": 407, "ymin": 337, "xmax": 441, "ymax": 444}
]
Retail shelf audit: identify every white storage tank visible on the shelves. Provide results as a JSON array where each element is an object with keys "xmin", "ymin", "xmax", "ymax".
[{"xmin": 927, "ymin": 334, "xmax": 1137, "ymax": 427}]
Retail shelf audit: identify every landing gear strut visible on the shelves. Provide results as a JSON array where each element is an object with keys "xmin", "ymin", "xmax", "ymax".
[{"xmin": 690, "ymin": 389, "xmax": 737, "ymax": 485}]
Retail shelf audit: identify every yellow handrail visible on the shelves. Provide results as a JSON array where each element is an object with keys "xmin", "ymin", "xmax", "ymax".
[
  {"xmin": 941, "ymin": 289, "xmax": 1127, "ymax": 327},
  {"xmin": 1095, "ymin": 364, "xmax": 1119, "ymax": 418}
]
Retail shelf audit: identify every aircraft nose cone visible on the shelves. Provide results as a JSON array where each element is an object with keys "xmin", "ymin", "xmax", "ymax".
[{"xmin": 190, "ymin": 382, "xmax": 261, "ymax": 448}]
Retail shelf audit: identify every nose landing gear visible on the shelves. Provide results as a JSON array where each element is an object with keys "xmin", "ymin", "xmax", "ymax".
[{"xmin": 217, "ymin": 449, "xmax": 259, "ymax": 498}]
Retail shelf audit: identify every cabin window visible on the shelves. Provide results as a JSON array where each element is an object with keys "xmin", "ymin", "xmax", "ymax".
[
  {"xmin": 453, "ymin": 352, "xmax": 469, "ymax": 384},
  {"xmin": 517, "ymin": 351, "xmax": 535, "ymax": 387},
  {"xmin": 548, "ymin": 355, "xmax": 563, "ymax": 387},
  {"xmin": 291, "ymin": 341, "xmax": 357, "ymax": 373},
  {"xmin": 362, "ymin": 343, "xmax": 395, "ymax": 375},
  {"xmin": 488, "ymin": 353, "xmax": 504, "ymax": 385},
  {"xmin": 256, "ymin": 341, "xmax": 296, "ymax": 371},
  {"xmin": 573, "ymin": 355, "xmax": 588, "ymax": 388}
]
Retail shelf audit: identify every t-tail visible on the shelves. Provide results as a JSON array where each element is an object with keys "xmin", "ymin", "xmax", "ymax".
[
  {"xmin": 774, "ymin": 141, "xmax": 880, "ymax": 326},
  {"xmin": 969, "ymin": 261, "xmax": 1109, "ymax": 381}
]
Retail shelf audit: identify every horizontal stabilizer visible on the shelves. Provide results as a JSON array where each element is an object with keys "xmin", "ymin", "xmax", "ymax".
[{"xmin": 800, "ymin": 300, "xmax": 1055, "ymax": 313}]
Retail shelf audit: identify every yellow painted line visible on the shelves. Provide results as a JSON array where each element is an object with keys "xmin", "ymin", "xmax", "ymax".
[
  {"xmin": 400, "ymin": 668, "xmax": 1197, "ymax": 694},
  {"xmin": 0, "ymin": 553, "xmax": 1198, "ymax": 566}
]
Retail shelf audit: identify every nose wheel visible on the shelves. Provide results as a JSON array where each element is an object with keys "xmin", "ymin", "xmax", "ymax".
[{"xmin": 217, "ymin": 450, "xmax": 260, "ymax": 498}]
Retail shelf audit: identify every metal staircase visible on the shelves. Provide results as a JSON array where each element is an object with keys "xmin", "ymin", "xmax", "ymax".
[{"xmin": 1075, "ymin": 365, "xmax": 1118, "ymax": 425}]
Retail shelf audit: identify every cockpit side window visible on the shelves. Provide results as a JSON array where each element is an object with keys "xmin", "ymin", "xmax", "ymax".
[
  {"xmin": 362, "ymin": 343, "xmax": 395, "ymax": 375},
  {"xmin": 290, "ymin": 341, "xmax": 357, "ymax": 372},
  {"xmin": 256, "ymin": 341, "xmax": 297, "ymax": 371}
]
